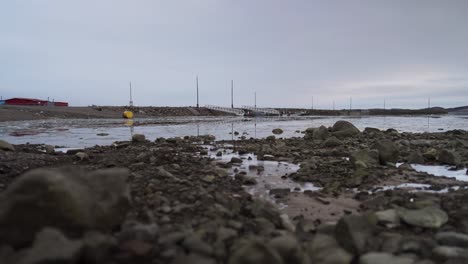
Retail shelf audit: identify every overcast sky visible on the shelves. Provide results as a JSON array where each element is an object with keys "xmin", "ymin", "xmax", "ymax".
[{"xmin": 1, "ymin": 0, "xmax": 467, "ymax": 108}]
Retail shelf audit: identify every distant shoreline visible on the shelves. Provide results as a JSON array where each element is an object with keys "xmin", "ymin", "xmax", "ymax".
[{"xmin": 1, "ymin": 105, "xmax": 466, "ymax": 122}]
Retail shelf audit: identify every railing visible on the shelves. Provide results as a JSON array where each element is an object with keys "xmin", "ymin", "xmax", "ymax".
[
  {"xmin": 241, "ymin": 105, "xmax": 280, "ymax": 115},
  {"xmin": 205, "ymin": 105, "xmax": 245, "ymax": 116}
]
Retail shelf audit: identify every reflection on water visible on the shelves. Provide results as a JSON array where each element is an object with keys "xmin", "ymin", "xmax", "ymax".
[
  {"xmin": 1, "ymin": 115, "xmax": 467, "ymax": 148},
  {"xmin": 206, "ymin": 145, "xmax": 320, "ymax": 202}
]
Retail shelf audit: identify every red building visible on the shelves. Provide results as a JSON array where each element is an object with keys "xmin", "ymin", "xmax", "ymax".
[
  {"xmin": 53, "ymin": 101, "xmax": 69, "ymax": 107},
  {"xmin": 5, "ymin": 98, "xmax": 68, "ymax": 107}
]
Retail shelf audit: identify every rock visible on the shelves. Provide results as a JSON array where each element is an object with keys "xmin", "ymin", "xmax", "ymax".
[
  {"xmin": 118, "ymin": 222, "xmax": 159, "ymax": 242},
  {"xmin": 16, "ymin": 228, "xmax": 83, "ymax": 264},
  {"xmin": 172, "ymin": 253, "xmax": 216, "ymax": 264},
  {"xmin": 182, "ymin": 234, "xmax": 214, "ymax": 256},
  {"xmin": 272, "ymin": 128, "xmax": 284, "ymax": 135},
  {"xmin": 305, "ymin": 234, "xmax": 353, "ymax": 264},
  {"xmin": 372, "ymin": 140, "xmax": 399, "ymax": 164},
  {"xmin": 280, "ymin": 214, "xmax": 296, "ymax": 232},
  {"xmin": 423, "ymin": 148, "xmax": 438, "ymax": 161},
  {"xmin": 323, "ymin": 136, "xmax": 342, "ymax": 147},
  {"xmin": 80, "ymin": 233, "xmax": 114, "ymax": 263},
  {"xmin": 231, "ymin": 157, "xmax": 243, "ymax": 164},
  {"xmin": 364, "ymin": 127, "xmax": 381, "ymax": 133},
  {"xmin": 0, "ymin": 140, "xmax": 14, "ymax": 151},
  {"xmin": 438, "ymin": 149, "xmax": 461, "ymax": 166},
  {"xmin": 268, "ymin": 235, "xmax": 308, "ymax": 264},
  {"xmin": 96, "ymin": 133, "xmax": 109, "ymax": 136},
  {"xmin": 332, "ymin": 120, "xmax": 359, "ymax": 132},
  {"xmin": 432, "ymin": 246, "xmax": 468, "ymax": 261},
  {"xmin": 346, "ymin": 168, "xmax": 368, "ymax": 187},
  {"xmin": 75, "ymin": 152, "xmax": 89, "ymax": 161},
  {"xmin": 397, "ymin": 206, "xmax": 448, "ymax": 229},
  {"xmin": 334, "ymin": 214, "xmax": 376, "ymax": 255},
  {"xmin": 436, "ymin": 232, "xmax": 468, "ymax": 248},
  {"xmin": 266, "ymin": 135, "xmax": 276, "ymax": 141},
  {"xmin": 350, "ymin": 149, "xmax": 380, "ymax": 168},
  {"xmin": 44, "ymin": 145, "xmax": 55, "ymax": 154},
  {"xmin": 228, "ymin": 239, "xmax": 284, "ymax": 264},
  {"xmin": 202, "ymin": 175, "xmax": 216, "ymax": 183},
  {"xmin": 216, "ymin": 227, "xmax": 237, "ymax": 242},
  {"xmin": 408, "ymin": 150, "xmax": 425, "ymax": 164},
  {"xmin": 216, "ymin": 151, "xmax": 223, "ymax": 157},
  {"xmin": 313, "ymin": 126, "xmax": 330, "ymax": 141},
  {"xmin": 375, "ymin": 209, "xmax": 400, "ymax": 228},
  {"xmin": 399, "ymin": 163, "xmax": 415, "ymax": 171},
  {"xmin": 379, "ymin": 233, "xmax": 403, "ymax": 254},
  {"xmin": 132, "ymin": 134, "xmax": 146, "ymax": 142},
  {"xmin": 120, "ymin": 239, "xmax": 153, "ymax": 257},
  {"xmin": 332, "ymin": 120, "xmax": 360, "ymax": 138},
  {"xmin": 200, "ymin": 149, "xmax": 208, "ymax": 155},
  {"xmin": 269, "ymin": 188, "xmax": 290, "ymax": 198},
  {"xmin": 359, "ymin": 252, "xmax": 415, "ymax": 264},
  {"xmin": 0, "ymin": 168, "xmax": 131, "ymax": 247}
]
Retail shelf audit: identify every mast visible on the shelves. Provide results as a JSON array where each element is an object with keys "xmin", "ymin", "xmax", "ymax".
[
  {"xmin": 231, "ymin": 80, "xmax": 234, "ymax": 108},
  {"xmin": 129, "ymin": 82, "xmax": 133, "ymax": 107},
  {"xmin": 254, "ymin": 91, "xmax": 257, "ymax": 110},
  {"xmin": 196, "ymin": 76, "xmax": 199, "ymax": 108}
]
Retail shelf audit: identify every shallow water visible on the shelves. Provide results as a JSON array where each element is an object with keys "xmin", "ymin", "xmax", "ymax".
[
  {"xmin": 206, "ymin": 146, "xmax": 321, "ymax": 201},
  {"xmin": 1, "ymin": 115, "xmax": 467, "ymax": 148}
]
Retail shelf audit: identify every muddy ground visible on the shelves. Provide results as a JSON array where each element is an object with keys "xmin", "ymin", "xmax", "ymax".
[
  {"xmin": 1, "ymin": 121, "xmax": 468, "ymax": 263},
  {"xmin": 0, "ymin": 105, "xmax": 232, "ymax": 122}
]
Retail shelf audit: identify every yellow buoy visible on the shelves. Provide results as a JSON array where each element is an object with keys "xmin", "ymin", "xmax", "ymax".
[{"xmin": 123, "ymin": 110, "xmax": 134, "ymax": 119}]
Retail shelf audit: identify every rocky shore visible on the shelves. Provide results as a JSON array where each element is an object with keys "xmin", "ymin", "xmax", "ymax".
[
  {"xmin": 0, "ymin": 105, "xmax": 232, "ymax": 122},
  {"xmin": 1, "ymin": 120, "xmax": 468, "ymax": 264}
]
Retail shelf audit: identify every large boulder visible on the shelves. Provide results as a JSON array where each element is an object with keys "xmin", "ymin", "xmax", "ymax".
[
  {"xmin": 438, "ymin": 149, "xmax": 461, "ymax": 166},
  {"xmin": 334, "ymin": 214, "xmax": 376, "ymax": 255},
  {"xmin": 372, "ymin": 140, "xmax": 399, "ymax": 165},
  {"xmin": 312, "ymin": 126, "xmax": 330, "ymax": 141},
  {"xmin": 397, "ymin": 206, "xmax": 448, "ymax": 229},
  {"xmin": 331, "ymin": 121, "xmax": 360, "ymax": 138},
  {"xmin": 0, "ymin": 140, "xmax": 14, "ymax": 151},
  {"xmin": 0, "ymin": 168, "xmax": 131, "ymax": 247}
]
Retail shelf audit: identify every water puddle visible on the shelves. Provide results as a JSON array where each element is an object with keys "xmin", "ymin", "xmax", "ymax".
[
  {"xmin": 369, "ymin": 183, "xmax": 462, "ymax": 194},
  {"xmin": 397, "ymin": 163, "xmax": 468, "ymax": 181},
  {"xmin": 205, "ymin": 145, "xmax": 321, "ymax": 202}
]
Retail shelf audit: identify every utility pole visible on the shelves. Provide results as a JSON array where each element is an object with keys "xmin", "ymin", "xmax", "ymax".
[
  {"xmin": 196, "ymin": 76, "xmax": 199, "ymax": 108},
  {"xmin": 129, "ymin": 82, "xmax": 134, "ymax": 107},
  {"xmin": 254, "ymin": 92, "xmax": 257, "ymax": 110},
  {"xmin": 384, "ymin": 98, "xmax": 386, "ymax": 110},
  {"xmin": 231, "ymin": 80, "xmax": 234, "ymax": 108}
]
